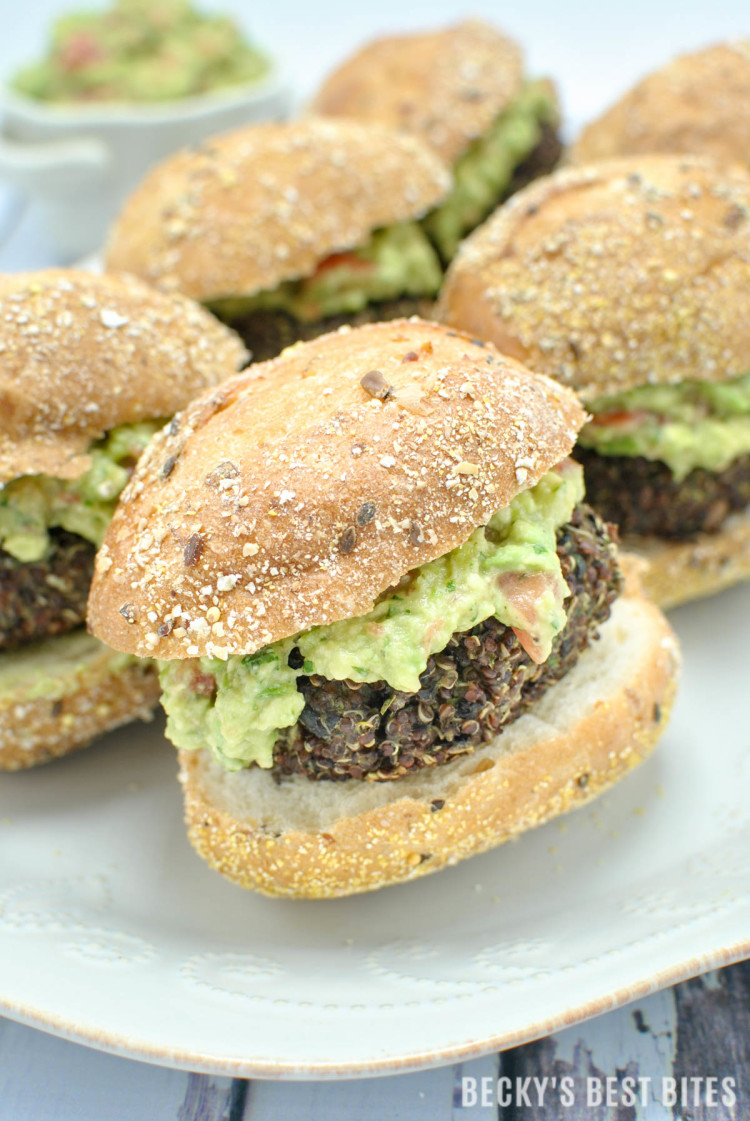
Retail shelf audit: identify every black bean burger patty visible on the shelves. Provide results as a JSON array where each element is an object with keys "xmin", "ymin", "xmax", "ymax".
[
  {"xmin": 224, "ymin": 296, "xmax": 435, "ymax": 365},
  {"xmin": 505, "ymin": 120, "xmax": 563, "ymax": 200},
  {"xmin": 576, "ymin": 447, "xmax": 750, "ymax": 540},
  {"xmin": 272, "ymin": 503, "xmax": 621, "ymax": 783},
  {"xmin": 0, "ymin": 530, "xmax": 95, "ymax": 651}
]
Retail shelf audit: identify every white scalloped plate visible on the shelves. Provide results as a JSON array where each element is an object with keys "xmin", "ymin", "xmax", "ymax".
[{"xmin": 0, "ymin": 582, "xmax": 748, "ymax": 1079}]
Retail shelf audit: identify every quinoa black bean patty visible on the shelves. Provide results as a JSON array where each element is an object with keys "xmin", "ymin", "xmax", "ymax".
[
  {"xmin": 222, "ymin": 296, "xmax": 435, "ymax": 365},
  {"xmin": 271, "ymin": 503, "xmax": 621, "ymax": 783},
  {"xmin": 576, "ymin": 448, "xmax": 750, "ymax": 540},
  {"xmin": 0, "ymin": 530, "xmax": 95, "ymax": 652}
]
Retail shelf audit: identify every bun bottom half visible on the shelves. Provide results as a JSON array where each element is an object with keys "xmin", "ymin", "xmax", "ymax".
[
  {"xmin": 178, "ymin": 589, "xmax": 680, "ymax": 899},
  {"xmin": 627, "ymin": 511, "xmax": 750, "ymax": 611},
  {"xmin": 0, "ymin": 631, "xmax": 160, "ymax": 771}
]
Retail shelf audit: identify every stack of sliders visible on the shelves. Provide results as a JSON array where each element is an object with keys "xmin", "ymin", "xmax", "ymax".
[
  {"xmin": 0, "ymin": 270, "xmax": 247, "ymax": 769},
  {"xmin": 310, "ymin": 19, "xmax": 562, "ymax": 263},
  {"xmin": 105, "ymin": 119, "xmax": 451, "ymax": 362},
  {"xmin": 87, "ymin": 319, "xmax": 679, "ymax": 898},
  {"xmin": 437, "ymin": 156, "xmax": 750, "ymax": 608}
]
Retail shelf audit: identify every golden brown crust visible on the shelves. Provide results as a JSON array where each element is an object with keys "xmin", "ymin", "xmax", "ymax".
[
  {"xmin": 571, "ymin": 42, "xmax": 750, "ymax": 167},
  {"xmin": 0, "ymin": 632, "xmax": 159, "ymax": 771},
  {"xmin": 309, "ymin": 20, "xmax": 524, "ymax": 165},
  {"xmin": 626, "ymin": 513, "xmax": 750, "ymax": 610},
  {"xmin": 87, "ymin": 318, "xmax": 585, "ymax": 660},
  {"xmin": 0, "ymin": 270, "xmax": 248, "ymax": 484},
  {"xmin": 178, "ymin": 591, "xmax": 680, "ymax": 898},
  {"xmin": 436, "ymin": 156, "xmax": 750, "ymax": 401},
  {"xmin": 105, "ymin": 119, "xmax": 451, "ymax": 303}
]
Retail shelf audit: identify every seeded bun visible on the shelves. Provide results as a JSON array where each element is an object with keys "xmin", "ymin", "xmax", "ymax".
[
  {"xmin": 309, "ymin": 20, "xmax": 524, "ymax": 165},
  {"xmin": 104, "ymin": 119, "xmax": 451, "ymax": 304},
  {"xmin": 436, "ymin": 156, "xmax": 750, "ymax": 401},
  {"xmin": 178, "ymin": 586, "xmax": 680, "ymax": 898},
  {"xmin": 627, "ymin": 513, "xmax": 750, "ymax": 610},
  {"xmin": 87, "ymin": 318, "xmax": 585, "ymax": 661},
  {"xmin": 0, "ymin": 270, "xmax": 248, "ymax": 484},
  {"xmin": 571, "ymin": 42, "xmax": 750, "ymax": 168},
  {"xmin": 0, "ymin": 632, "xmax": 159, "ymax": 771}
]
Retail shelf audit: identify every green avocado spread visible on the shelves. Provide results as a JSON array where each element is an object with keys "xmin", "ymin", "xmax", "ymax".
[
  {"xmin": 580, "ymin": 373, "xmax": 750, "ymax": 482},
  {"xmin": 12, "ymin": 0, "xmax": 270, "ymax": 104},
  {"xmin": 0, "ymin": 630, "xmax": 137, "ymax": 704},
  {"xmin": 209, "ymin": 220, "xmax": 443, "ymax": 324},
  {"xmin": 424, "ymin": 79, "xmax": 557, "ymax": 263},
  {"xmin": 160, "ymin": 462, "xmax": 584, "ymax": 772},
  {"xmin": 0, "ymin": 421, "xmax": 161, "ymax": 563}
]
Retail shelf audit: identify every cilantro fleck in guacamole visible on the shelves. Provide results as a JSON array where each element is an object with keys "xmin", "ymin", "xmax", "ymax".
[{"xmin": 12, "ymin": 0, "xmax": 270, "ymax": 104}]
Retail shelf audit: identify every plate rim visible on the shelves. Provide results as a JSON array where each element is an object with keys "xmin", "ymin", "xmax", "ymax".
[{"xmin": 2, "ymin": 938, "xmax": 748, "ymax": 1079}]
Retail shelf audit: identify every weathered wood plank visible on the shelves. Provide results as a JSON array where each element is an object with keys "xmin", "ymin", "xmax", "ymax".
[
  {"xmin": 491, "ymin": 987, "xmax": 679, "ymax": 1119},
  {"xmin": 671, "ymin": 962, "xmax": 750, "ymax": 1120},
  {"xmin": 178, "ymin": 1074, "xmax": 247, "ymax": 1121},
  {"xmin": 480, "ymin": 962, "xmax": 750, "ymax": 1120},
  {"xmin": 451, "ymin": 1054, "xmax": 502, "ymax": 1119},
  {"xmin": 0, "ymin": 1019, "xmax": 189, "ymax": 1121}
]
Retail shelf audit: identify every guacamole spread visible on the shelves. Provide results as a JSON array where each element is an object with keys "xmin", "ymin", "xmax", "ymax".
[
  {"xmin": 12, "ymin": 0, "xmax": 269, "ymax": 103},
  {"xmin": 0, "ymin": 630, "xmax": 136, "ymax": 705},
  {"xmin": 580, "ymin": 373, "xmax": 750, "ymax": 482},
  {"xmin": 0, "ymin": 421, "xmax": 160, "ymax": 563},
  {"xmin": 160, "ymin": 462, "xmax": 584, "ymax": 772},
  {"xmin": 424, "ymin": 80, "xmax": 558, "ymax": 262},
  {"xmin": 209, "ymin": 221, "xmax": 443, "ymax": 324}
]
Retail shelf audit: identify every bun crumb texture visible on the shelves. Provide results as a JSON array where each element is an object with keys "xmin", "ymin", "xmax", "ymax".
[
  {"xmin": 437, "ymin": 156, "xmax": 750, "ymax": 400},
  {"xmin": 87, "ymin": 318, "xmax": 584, "ymax": 660},
  {"xmin": 0, "ymin": 269, "xmax": 248, "ymax": 483},
  {"xmin": 105, "ymin": 119, "xmax": 451, "ymax": 302}
]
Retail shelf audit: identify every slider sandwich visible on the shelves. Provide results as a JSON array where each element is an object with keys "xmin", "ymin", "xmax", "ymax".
[
  {"xmin": 310, "ymin": 19, "xmax": 562, "ymax": 263},
  {"xmin": 105, "ymin": 119, "xmax": 450, "ymax": 362},
  {"xmin": 87, "ymin": 319, "xmax": 679, "ymax": 897},
  {"xmin": 437, "ymin": 157, "xmax": 750, "ymax": 608},
  {"xmin": 572, "ymin": 41, "xmax": 750, "ymax": 168},
  {"xmin": 0, "ymin": 270, "xmax": 247, "ymax": 768}
]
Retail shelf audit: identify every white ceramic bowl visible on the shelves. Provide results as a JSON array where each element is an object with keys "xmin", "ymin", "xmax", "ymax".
[{"xmin": 0, "ymin": 71, "xmax": 291, "ymax": 258}]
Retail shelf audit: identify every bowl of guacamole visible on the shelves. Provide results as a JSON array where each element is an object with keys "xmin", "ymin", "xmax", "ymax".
[
  {"xmin": 0, "ymin": 0, "xmax": 290, "ymax": 256},
  {"xmin": 11, "ymin": 0, "xmax": 272, "ymax": 104}
]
